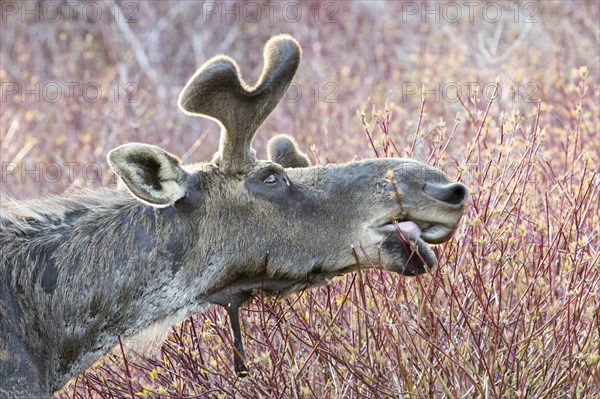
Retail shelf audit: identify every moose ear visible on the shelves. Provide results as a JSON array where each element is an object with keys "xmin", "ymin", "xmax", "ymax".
[
  {"xmin": 107, "ymin": 143, "xmax": 187, "ymax": 207},
  {"xmin": 267, "ymin": 134, "xmax": 310, "ymax": 168}
]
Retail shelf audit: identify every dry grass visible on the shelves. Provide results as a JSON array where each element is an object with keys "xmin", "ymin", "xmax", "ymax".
[{"xmin": 1, "ymin": 1, "xmax": 598, "ymax": 398}]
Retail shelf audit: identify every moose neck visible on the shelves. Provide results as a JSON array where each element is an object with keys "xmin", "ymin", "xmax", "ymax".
[{"xmin": 1, "ymin": 188, "xmax": 221, "ymax": 393}]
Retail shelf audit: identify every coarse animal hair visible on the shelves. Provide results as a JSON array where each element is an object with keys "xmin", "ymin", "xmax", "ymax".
[{"xmin": 0, "ymin": 35, "xmax": 468, "ymax": 397}]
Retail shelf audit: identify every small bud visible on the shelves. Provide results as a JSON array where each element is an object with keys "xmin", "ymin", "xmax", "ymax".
[{"xmin": 386, "ymin": 170, "xmax": 395, "ymax": 182}]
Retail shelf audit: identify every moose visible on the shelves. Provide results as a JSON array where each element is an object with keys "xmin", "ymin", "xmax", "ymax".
[{"xmin": 0, "ymin": 35, "xmax": 468, "ymax": 397}]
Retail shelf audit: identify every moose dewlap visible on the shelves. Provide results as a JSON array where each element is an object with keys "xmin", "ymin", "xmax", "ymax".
[{"xmin": 0, "ymin": 34, "xmax": 467, "ymax": 397}]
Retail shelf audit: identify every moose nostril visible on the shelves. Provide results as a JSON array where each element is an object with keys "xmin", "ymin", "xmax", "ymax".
[{"xmin": 423, "ymin": 182, "xmax": 468, "ymax": 206}]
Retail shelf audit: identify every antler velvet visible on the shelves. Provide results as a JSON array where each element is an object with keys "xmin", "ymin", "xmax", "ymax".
[
  {"xmin": 177, "ymin": 35, "xmax": 303, "ymax": 377},
  {"xmin": 178, "ymin": 34, "xmax": 301, "ymax": 174}
]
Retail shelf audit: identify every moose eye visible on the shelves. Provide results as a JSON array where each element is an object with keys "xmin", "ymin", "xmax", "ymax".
[{"xmin": 263, "ymin": 174, "xmax": 279, "ymax": 185}]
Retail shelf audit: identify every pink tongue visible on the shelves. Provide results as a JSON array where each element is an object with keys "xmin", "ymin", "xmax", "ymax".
[{"xmin": 396, "ymin": 221, "xmax": 422, "ymax": 237}]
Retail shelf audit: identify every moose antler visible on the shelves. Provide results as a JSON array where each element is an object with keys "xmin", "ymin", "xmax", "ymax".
[{"xmin": 178, "ymin": 34, "xmax": 301, "ymax": 174}]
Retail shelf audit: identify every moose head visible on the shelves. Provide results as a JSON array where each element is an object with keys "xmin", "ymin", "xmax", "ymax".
[
  {"xmin": 0, "ymin": 35, "xmax": 467, "ymax": 397},
  {"xmin": 110, "ymin": 34, "xmax": 468, "ymax": 375}
]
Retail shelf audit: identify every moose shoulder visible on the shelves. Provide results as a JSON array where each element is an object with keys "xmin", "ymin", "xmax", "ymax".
[{"xmin": 0, "ymin": 35, "xmax": 467, "ymax": 397}]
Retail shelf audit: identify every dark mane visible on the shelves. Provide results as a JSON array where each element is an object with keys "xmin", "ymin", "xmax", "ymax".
[{"xmin": 0, "ymin": 188, "xmax": 136, "ymax": 238}]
